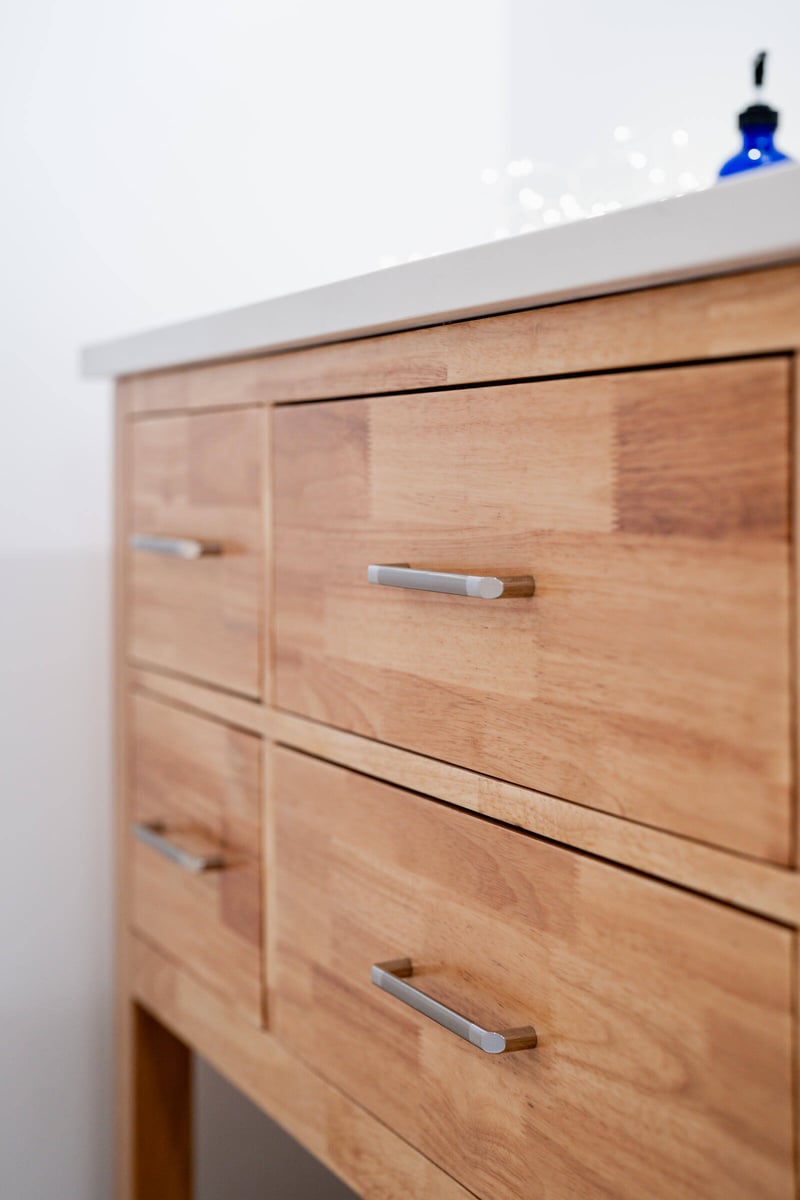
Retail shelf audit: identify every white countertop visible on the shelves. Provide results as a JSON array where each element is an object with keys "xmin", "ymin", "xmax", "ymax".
[{"xmin": 83, "ymin": 164, "xmax": 800, "ymax": 379}]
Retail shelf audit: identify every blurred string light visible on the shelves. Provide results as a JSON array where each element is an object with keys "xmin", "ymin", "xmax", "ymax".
[
  {"xmin": 506, "ymin": 158, "xmax": 534, "ymax": 176},
  {"xmin": 377, "ymin": 123, "xmax": 706, "ymax": 268},
  {"xmin": 518, "ymin": 188, "xmax": 544, "ymax": 210},
  {"xmin": 477, "ymin": 123, "xmax": 705, "ymax": 236}
]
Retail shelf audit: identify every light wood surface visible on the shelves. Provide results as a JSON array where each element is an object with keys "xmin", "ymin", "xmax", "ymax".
[
  {"xmin": 272, "ymin": 746, "xmax": 795, "ymax": 1200},
  {"xmin": 113, "ymin": 391, "xmax": 135, "ymax": 1200},
  {"xmin": 121, "ymin": 264, "xmax": 800, "ymax": 412},
  {"xmin": 123, "ymin": 665, "xmax": 800, "ymax": 925},
  {"xmin": 117, "ymin": 395, "xmax": 194, "ymax": 1199},
  {"xmin": 128, "ymin": 406, "xmax": 264, "ymax": 696},
  {"xmin": 128, "ymin": 665, "xmax": 265, "ymax": 733},
  {"xmin": 265, "ymin": 706, "xmax": 800, "ymax": 925},
  {"xmin": 132, "ymin": 936, "xmax": 474, "ymax": 1200},
  {"xmin": 130, "ymin": 691, "xmax": 263, "ymax": 1024},
  {"xmin": 274, "ymin": 358, "xmax": 792, "ymax": 863},
  {"xmin": 123, "ymin": 358, "xmax": 274, "ymax": 415},
  {"xmin": 253, "ymin": 263, "xmax": 800, "ymax": 403},
  {"xmin": 793, "ymin": 353, "xmax": 800, "ymax": 871},
  {"xmin": 262, "ymin": 405, "xmax": 274, "ymax": 705}
]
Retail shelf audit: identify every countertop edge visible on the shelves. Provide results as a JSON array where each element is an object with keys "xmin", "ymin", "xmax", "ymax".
[{"xmin": 82, "ymin": 164, "xmax": 800, "ymax": 380}]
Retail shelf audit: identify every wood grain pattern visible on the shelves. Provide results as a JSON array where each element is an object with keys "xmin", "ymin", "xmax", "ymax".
[
  {"xmin": 131, "ymin": 936, "xmax": 473, "ymax": 1200},
  {"xmin": 123, "ymin": 265, "xmax": 800, "ymax": 412},
  {"xmin": 121, "ymin": 667, "xmax": 800, "ymax": 925},
  {"xmin": 792, "ymin": 352, "xmax": 800, "ymax": 873},
  {"xmin": 264, "ymin": 706, "xmax": 800, "ymax": 925},
  {"xmin": 124, "ymin": 357, "xmax": 274, "ymax": 415},
  {"xmin": 274, "ymin": 358, "xmax": 792, "ymax": 863},
  {"xmin": 128, "ymin": 665, "xmax": 265, "ymax": 734},
  {"xmin": 131, "ymin": 1003, "xmax": 192, "ymax": 1200},
  {"xmin": 113, "ymin": 390, "xmax": 136, "ymax": 1200},
  {"xmin": 262, "ymin": 405, "xmax": 275, "ymax": 706},
  {"xmin": 130, "ymin": 691, "xmax": 263, "ymax": 1024},
  {"xmin": 272, "ymin": 746, "xmax": 795, "ymax": 1200},
  {"xmin": 117, "ymin": 395, "xmax": 193, "ymax": 1200},
  {"xmin": 128, "ymin": 407, "xmax": 263, "ymax": 696}
]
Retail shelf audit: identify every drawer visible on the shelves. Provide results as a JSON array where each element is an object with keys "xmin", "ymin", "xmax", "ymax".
[
  {"xmin": 273, "ymin": 359, "xmax": 791, "ymax": 862},
  {"xmin": 272, "ymin": 747, "xmax": 794, "ymax": 1200},
  {"xmin": 128, "ymin": 407, "xmax": 263, "ymax": 697},
  {"xmin": 130, "ymin": 692, "xmax": 263, "ymax": 1023}
]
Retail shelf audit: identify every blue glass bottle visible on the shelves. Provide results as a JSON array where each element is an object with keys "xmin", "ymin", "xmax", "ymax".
[{"xmin": 718, "ymin": 52, "xmax": 793, "ymax": 179}]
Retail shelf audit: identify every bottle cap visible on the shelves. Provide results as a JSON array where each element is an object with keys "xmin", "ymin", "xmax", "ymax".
[{"xmin": 739, "ymin": 102, "xmax": 779, "ymax": 131}]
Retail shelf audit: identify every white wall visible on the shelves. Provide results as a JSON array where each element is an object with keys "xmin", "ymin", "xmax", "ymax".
[
  {"xmin": 0, "ymin": 3, "xmax": 507, "ymax": 1198},
  {"xmin": 2, "ymin": 2, "xmax": 800, "ymax": 1198}
]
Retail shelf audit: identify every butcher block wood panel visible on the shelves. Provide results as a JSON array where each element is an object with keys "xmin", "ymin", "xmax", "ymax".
[
  {"xmin": 273, "ymin": 358, "xmax": 792, "ymax": 863},
  {"xmin": 127, "ymin": 665, "xmax": 265, "ymax": 735},
  {"xmin": 272, "ymin": 747, "xmax": 795, "ymax": 1200},
  {"xmin": 131, "ymin": 937, "xmax": 473, "ymax": 1200},
  {"xmin": 264, "ymin": 706, "xmax": 800, "ymax": 925},
  {"xmin": 129, "ymin": 692, "xmax": 263, "ymax": 1024},
  {"xmin": 122, "ymin": 358, "xmax": 273, "ymax": 415},
  {"xmin": 119, "ymin": 671, "xmax": 800, "ymax": 925},
  {"xmin": 122, "ymin": 265, "xmax": 800, "ymax": 411},
  {"xmin": 128, "ymin": 407, "xmax": 264, "ymax": 696}
]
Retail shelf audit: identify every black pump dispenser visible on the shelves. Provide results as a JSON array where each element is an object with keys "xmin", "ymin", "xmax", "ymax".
[{"xmin": 739, "ymin": 51, "xmax": 779, "ymax": 131}]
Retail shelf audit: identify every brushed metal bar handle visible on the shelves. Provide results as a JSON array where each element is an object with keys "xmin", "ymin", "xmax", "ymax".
[
  {"xmin": 129, "ymin": 533, "xmax": 223, "ymax": 559},
  {"xmin": 133, "ymin": 821, "xmax": 226, "ymax": 874},
  {"xmin": 367, "ymin": 564, "xmax": 534, "ymax": 600},
  {"xmin": 371, "ymin": 958, "xmax": 537, "ymax": 1054}
]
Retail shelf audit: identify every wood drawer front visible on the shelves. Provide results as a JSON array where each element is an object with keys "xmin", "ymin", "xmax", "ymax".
[
  {"xmin": 130, "ymin": 692, "xmax": 263, "ymax": 1024},
  {"xmin": 128, "ymin": 407, "xmax": 263, "ymax": 697},
  {"xmin": 272, "ymin": 747, "xmax": 794, "ymax": 1200},
  {"xmin": 273, "ymin": 359, "xmax": 791, "ymax": 863}
]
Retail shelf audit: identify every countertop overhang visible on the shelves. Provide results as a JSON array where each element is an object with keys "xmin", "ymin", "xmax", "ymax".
[{"xmin": 82, "ymin": 163, "xmax": 800, "ymax": 379}]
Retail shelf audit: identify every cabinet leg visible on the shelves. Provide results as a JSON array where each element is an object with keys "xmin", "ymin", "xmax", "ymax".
[{"xmin": 118, "ymin": 999, "xmax": 193, "ymax": 1200}]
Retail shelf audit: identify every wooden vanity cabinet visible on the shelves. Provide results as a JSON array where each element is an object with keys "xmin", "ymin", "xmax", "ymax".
[{"xmin": 110, "ymin": 262, "xmax": 800, "ymax": 1200}]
